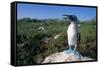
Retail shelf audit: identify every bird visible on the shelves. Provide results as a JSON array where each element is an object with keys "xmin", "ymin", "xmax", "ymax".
[{"xmin": 63, "ymin": 15, "xmax": 80, "ymax": 54}]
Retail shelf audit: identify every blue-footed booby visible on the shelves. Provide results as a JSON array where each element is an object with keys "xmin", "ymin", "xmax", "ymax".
[{"xmin": 63, "ymin": 15, "xmax": 80, "ymax": 54}]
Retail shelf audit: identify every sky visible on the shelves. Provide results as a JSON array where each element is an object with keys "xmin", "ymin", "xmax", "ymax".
[{"xmin": 17, "ymin": 3, "xmax": 97, "ymax": 21}]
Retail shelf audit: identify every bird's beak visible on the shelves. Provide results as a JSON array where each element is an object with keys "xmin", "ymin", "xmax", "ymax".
[
  {"xmin": 63, "ymin": 15, "xmax": 71, "ymax": 19},
  {"xmin": 63, "ymin": 14, "xmax": 71, "ymax": 16}
]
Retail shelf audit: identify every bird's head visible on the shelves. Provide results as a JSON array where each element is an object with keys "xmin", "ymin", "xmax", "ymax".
[{"xmin": 63, "ymin": 15, "xmax": 78, "ymax": 22}]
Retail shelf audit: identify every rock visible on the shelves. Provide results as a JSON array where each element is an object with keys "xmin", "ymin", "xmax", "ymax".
[
  {"xmin": 43, "ymin": 50, "xmax": 94, "ymax": 63},
  {"xmin": 38, "ymin": 27, "xmax": 44, "ymax": 30},
  {"xmin": 54, "ymin": 34, "xmax": 60, "ymax": 39}
]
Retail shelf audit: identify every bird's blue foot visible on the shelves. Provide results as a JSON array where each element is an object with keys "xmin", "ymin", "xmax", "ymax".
[
  {"xmin": 64, "ymin": 47, "xmax": 74, "ymax": 54},
  {"xmin": 64, "ymin": 47, "xmax": 80, "ymax": 56}
]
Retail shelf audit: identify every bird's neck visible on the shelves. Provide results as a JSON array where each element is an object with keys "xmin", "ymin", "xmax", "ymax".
[
  {"xmin": 71, "ymin": 21, "xmax": 77, "ymax": 25},
  {"xmin": 71, "ymin": 21, "xmax": 76, "ymax": 24}
]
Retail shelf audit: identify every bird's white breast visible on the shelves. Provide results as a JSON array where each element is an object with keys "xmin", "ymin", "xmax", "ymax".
[{"xmin": 67, "ymin": 23, "xmax": 78, "ymax": 46}]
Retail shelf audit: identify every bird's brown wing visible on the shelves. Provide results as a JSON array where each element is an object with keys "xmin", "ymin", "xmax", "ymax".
[{"xmin": 77, "ymin": 32, "xmax": 80, "ymax": 44}]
